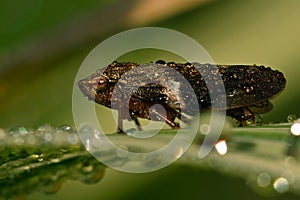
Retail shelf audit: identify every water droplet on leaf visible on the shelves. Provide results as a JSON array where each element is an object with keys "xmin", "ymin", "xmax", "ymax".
[
  {"xmin": 273, "ymin": 177, "xmax": 289, "ymax": 193},
  {"xmin": 287, "ymin": 114, "xmax": 297, "ymax": 123}
]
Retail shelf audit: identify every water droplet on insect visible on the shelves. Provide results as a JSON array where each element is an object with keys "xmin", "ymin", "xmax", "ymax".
[
  {"xmin": 246, "ymin": 118, "xmax": 254, "ymax": 126},
  {"xmin": 231, "ymin": 118, "xmax": 241, "ymax": 127},
  {"xmin": 273, "ymin": 177, "xmax": 289, "ymax": 193},
  {"xmin": 287, "ymin": 114, "xmax": 297, "ymax": 123},
  {"xmin": 38, "ymin": 157, "xmax": 44, "ymax": 162},
  {"xmin": 228, "ymin": 88, "xmax": 237, "ymax": 97},
  {"xmin": 275, "ymin": 71, "xmax": 285, "ymax": 80},
  {"xmin": 167, "ymin": 61, "xmax": 176, "ymax": 67},
  {"xmin": 242, "ymin": 84, "xmax": 254, "ymax": 94},
  {"xmin": 85, "ymin": 139, "xmax": 91, "ymax": 151},
  {"xmin": 228, "ymin": 72, "xmax": 238, "ymax": 79},
  {"xmin": 255, "ymin": 114, "xmax": 263, "ymax": 125},
  {"xmin": 184, "ymin": 62, "xmax": 192, "ymax": 67},
  {"xmin": 155, "ymin": 60, "xmax": 166, "ymax": 65}
]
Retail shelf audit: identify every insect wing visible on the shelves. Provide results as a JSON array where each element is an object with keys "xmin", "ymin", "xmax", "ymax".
[{"xmin": 218, "ymin": 65, "xmax": 286, "ymax": 109}]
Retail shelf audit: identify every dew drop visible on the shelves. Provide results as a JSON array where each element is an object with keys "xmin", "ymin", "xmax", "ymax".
[
  {"xmin": 200, "ymin": 123, "xmax": 210, "ymax": 135},
  {"xmin": 155, "ymin": 60, "xmax": 166, "ymax": 65},
  {"xmin": 167, "ymin": 61, "xmax": 176, "ymax": 67},
  {"xmin": 14, "ymin": 137, "xmax": 24, "ymax": 145},
  {"xmin": 290, "ymin": 120, "xmax": 300, "ymax": 136},
  {"xmin": 228, "ymin": 72, "xmax": 238, "ymax": 79},
  {"xmin": 68, "ymin": 133, "xmax": 79, "ymax": 145},
  {"xmin": 273, "ymin": 177, "xmax": 289, "ymax": 193},
  {"xmin": 275, "ymin": 71, "xmax": 284, "ymax": 80},
  {"xmin": 257, "ymin": 172, "xmax": 271, "ymax": 187},
  {"xmin": 246, "ymin": 118, "xmax": 254, "ymax": 126},
  {"xmin": 8, "ymin": 127, "xmax": 19, "ymax": 136},
  {"xmin": 44, "ymin": 133, "xmax": 53, "ymax": 142},
  {"xmin": 287, "ymin": 114, "xmax": 297, "ymax": 123},
  {"xmin": 255, "ymin": 114, "xmax": 263, "ymax": 125},
  {"xmin": 78, "ymin": 124, "xmax": 95, "ymax": 141},
  {"xmin": 242, "ymin": 84, "xmax": 254, "ymax": 94},
  {"xmin": 215, "ymin": 140, "xmax": 227, "ymax": 155},
  {"xmin": 227, "ymin": 88, "xmax": 237, "ymax": 97},
  {"xmin": 231, "ymin": 118, "xmax": 241, "ymax": 127},
  {"xmin": 26, "ymin": 135, "xmax": 37, "ymax": 145},
  {"xmin": 85, "ymin": 139, "xmax": 91, "ymax": 151},
  {"xmin": 37, "ymin": 124, "xmax": 53, "ymax": 134},
  {"xmin": 38, "ymin": 156, "xmax": 44, "ymax": 162},
  {"xmin": 184, "ymin": 62, "xmax": 192, "ymax": 67},
  {"xmin": 18, "ymin": 127, "xmax": 28, "ymax": 135},
  {"xmin": 57, "ymin": 124, "xmax": 74, "ymax": 133}
]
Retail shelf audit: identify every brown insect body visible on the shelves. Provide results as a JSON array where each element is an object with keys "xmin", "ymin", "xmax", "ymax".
[{"xmin": 78, "ymin": 61, "xmax": 286, "ymax": 132}]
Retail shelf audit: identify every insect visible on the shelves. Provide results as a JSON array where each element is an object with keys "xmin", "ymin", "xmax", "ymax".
[{"xmin": 78, "ymin": 60, "xmax": 286, "ymax": 133}]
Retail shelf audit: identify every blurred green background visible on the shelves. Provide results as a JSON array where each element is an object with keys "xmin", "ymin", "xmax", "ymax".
[{"xmin": 1, "ymin": 0, "xmax": 300, "ymax": 199}]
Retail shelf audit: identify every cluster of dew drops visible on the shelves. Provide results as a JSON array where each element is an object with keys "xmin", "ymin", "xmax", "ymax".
[
  {"xmin": 213, "ymin": 114, "xmax": 300, "ymax": 195},
  {"xmin": 0, "ymin": 124, "xmax": 82, "ymax": 165},
  {"xmin": 244, "ymin": 114, "xmax": 300, "ymax": 195},
  {"xmin": 0, "ymin": 124, "xmax": 107, "ymax": 199},
  {"xmin": 0, "ymin": 115, "xmax": 300, "ymax": 195}
]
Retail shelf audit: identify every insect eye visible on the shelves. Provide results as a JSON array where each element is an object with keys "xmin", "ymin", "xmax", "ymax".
[
  {"xmin": 98, "ymin": 79, "xmax": 105, "ymax": 85},
  {"xmin": 96, "ymin": 77, "xmax": 107, "ymax": 89}
]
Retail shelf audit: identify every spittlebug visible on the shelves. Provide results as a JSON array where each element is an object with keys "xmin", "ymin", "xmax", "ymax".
[{"xmin": 78, "ymin": 61, "xmax": 286, "ymax": 132}]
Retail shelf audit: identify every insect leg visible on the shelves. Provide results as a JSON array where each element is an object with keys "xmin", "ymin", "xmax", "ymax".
[
  {"xmin": 133, "ymin": 117, "xmax": 143, "ymax": 131},
  {"xmin": 227, "ymin": 107, "xmax": 255, "ymax": 126},
  {"xmin": 116, "ymin": 106, "xmax": 130, "ymax": 134},
  {"xmin": 166, "ymin": 107, "xmax": 190, "ymax": 123},
  {"xmin": 150, "ymin": 108, "xmax": 180, "ymax": 129},
  {"xmin": 117, "ymin": 104, "xmax": 144, "ymax": 133},
  {"xmin": 248, "ymin": 100, "xmax": 273, "ymax": 114},
  {"xmin": 117, "ymin": 113, "xmax": 125, "ymax": 133}
]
